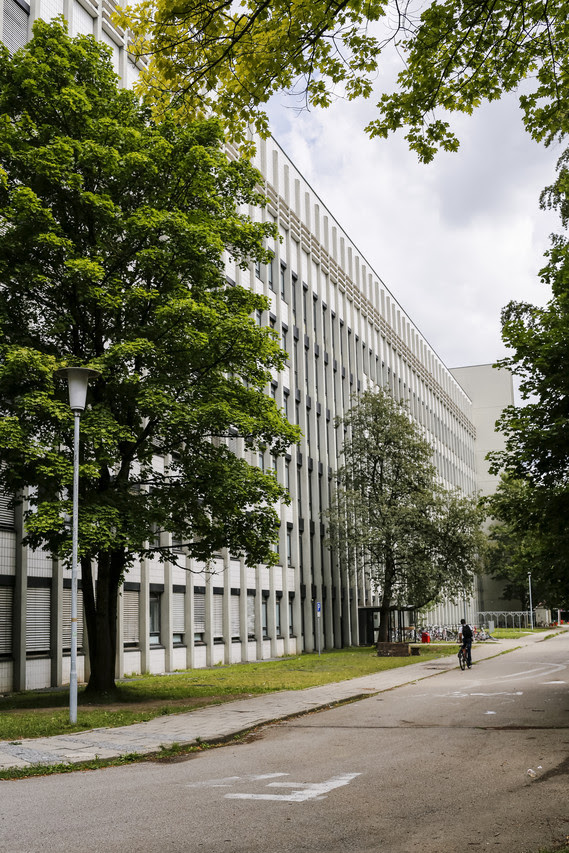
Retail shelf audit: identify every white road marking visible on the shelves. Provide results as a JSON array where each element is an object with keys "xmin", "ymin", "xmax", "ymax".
[
  {"xmin": 225, "ymin": 773, "xmax": 362, "ymax": 803},
  {"xmin": 543, "ymin": 680, "xmax": 566, "ymax": 684},
  {"xmin": 500, "ymin": 663, "xmax": 566, "ymax": 680},
  {"xmin": 470, "ymin": 692, "xmax": 523, "ymax": 697},
  {"xmin": 187, "ymin": 773, "xmax": 288, "ymax": 789}
]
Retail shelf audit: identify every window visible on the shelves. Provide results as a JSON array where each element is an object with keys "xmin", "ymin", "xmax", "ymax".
[
  {"xmin": 283, "ymin": 392, "xmax": 289, "ymax": 420},
  {"xmin": 62, "ymin": 587, "xmax": 85, "ymax": 651},
  {"xmin": 287, "ymin": 531, "xmax": 292, "ymax": 565},
  {"xmin": 3, "ymin": 0, "xmax": 29, "ymax": 54},
  {"xmin": 170, "ymin": 529, "xmax": 185, "ymax": 553},
  {"xmin": 194, "ymin": 591, "xmax": 206, "ymax": 642},
  {"xmin": 262, "ymin": 596, "xmax": 269, "ymax": 639},
  {"xmin": 288, "ymin": 595, "xmax": 294, "ymax": 637},
  {"xmin": 291, "ymin": 275, "xmax": 298, "ymax": 319},
  {"xmin": 26, "ymin": 587, "xmax": 50, "ymax": 654},
  {"xmin": 0, "ymin": 586, "xmax": 13, "ymax": 656},
  {"xmin": 123, "ymin": 589, "xmax": 140, "ymax": 647},
  {"xmin": 213, "ymin": 592, "xmax": 224, "ymax": 642},
  {"xmin": 149, "ymin": 592, "xmax": 161, "ymax": 645},
  {"xmin": 0, "ymin": 492, "xmax": 15, "ymax": 528},
  {"xmin": 275, "ymin": 597, "xmax": 282, "ymax": 637},
  {"xmin": 230, "ymin": 594, "xmax": 240, "ymax": 640},
  {"xmin": 255, "ymin": 260, "xmax": 262, "ymax": 279},
  {"xmin": 173, "ymin": 591, "xmax": 185, "ymax": 644},
  {"xmin": 281, "ymin": 327, "xmax": 287, "ymax": 354},
  {"xmin": 258, "ymin": 452, "xmax": 265, "ymax": 472},
  {"xmin": 149, "ymin": 522, "xmax": 161, "ymax": 549},
  {"xmin": 268, "ymin": 257, "xmax": 274, "ymax": 290},
  {"xmin": 247, "ymin": 593, "xmax": 256, "ymax": 638},
  {"xmin": 280, "ymin": 264, "xmax": 286, "ymax": 300}
]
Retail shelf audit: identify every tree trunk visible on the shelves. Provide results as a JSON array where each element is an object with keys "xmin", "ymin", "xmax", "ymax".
[
  {"xmin": 377, "ymin": 552, "xmax": 395, "ymax": 643},
  {"xmin": 82, "ymin": 549, "xmax": 125, "ymax": 700},
  {"xmin": 378, "ymin": 596, "xmax": 391, "ymax": 643}
]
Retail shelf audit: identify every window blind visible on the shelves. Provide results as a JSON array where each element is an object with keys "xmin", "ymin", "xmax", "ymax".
[
  {"xmin": 26, "ymin": 587, "xmax": 50, "ymax": 653},
  {"xmin": 122, "ymin": 589, "xmax": 139, "ymax": 645},
  {"xmin": 230, "ymin": 595, "xmax": 240, "ymax": 638},
  {"xmin": 172, "ymin": 592, "xmax": 185, "ymax": 633},
  {"xmin": 213, "ymin": 594, "xmax": 223, "ymax": 639},
  {"xmin": 3, "ymin": 0, "xmax": 29, "ymax": 54},
  {"xmin": 62, "ymin": 587, "xmax": 84, "ymax": 650},
  {"xmin": 0, "ymin": 586, "xmax": 13, "ymax": 655}
]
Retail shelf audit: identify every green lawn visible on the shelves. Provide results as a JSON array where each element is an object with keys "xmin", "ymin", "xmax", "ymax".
[
  {"xmin": 490, "ymin": 627, "xmax": 554, "ymax": 640},
  {"xmin": 0, "ymin": 645, "xmax": 458, "ymax": 741}
]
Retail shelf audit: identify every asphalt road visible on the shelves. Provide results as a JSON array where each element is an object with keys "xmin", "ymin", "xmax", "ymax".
[{"xmin": 2, "ymin": 633, "xmax": 569, "ymax": 853}]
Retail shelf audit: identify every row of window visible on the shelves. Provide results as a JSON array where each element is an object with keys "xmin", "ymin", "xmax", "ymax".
[{"xmin": 0, "ymin": 586, "xmax": 294, "ymax": 656}]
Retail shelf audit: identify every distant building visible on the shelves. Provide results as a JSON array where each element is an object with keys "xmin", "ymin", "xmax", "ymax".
[
  {"xmin": 451, "ymin": 364, "xmax": 520, "ymax": 612},
  {"xmin": 0, "ymin": 0, "xmax": 506, "ymax": 693}
]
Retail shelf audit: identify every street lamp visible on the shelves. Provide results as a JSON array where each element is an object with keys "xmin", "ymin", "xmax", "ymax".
[
  {"xmin": 528, "ymin": 571, "xmax": 534, "ymax": 631},
  {"xmin": 56, "ymin": 367, "xmax": 99, "ymax": 723}
]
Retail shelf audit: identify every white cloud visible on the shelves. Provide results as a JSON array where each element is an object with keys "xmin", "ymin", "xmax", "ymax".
[{"xmin": 266, "ymin": 85, "xmax": 561, "ymax": 370}]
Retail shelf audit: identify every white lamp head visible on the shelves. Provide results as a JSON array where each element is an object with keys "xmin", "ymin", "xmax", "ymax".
[{"xmin": 56, "ymin": 367, "xmax": 100, "ymax": 412}]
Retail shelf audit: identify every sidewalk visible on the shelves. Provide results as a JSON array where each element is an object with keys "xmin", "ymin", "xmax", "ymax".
[{"xmin": 0, "ymin": 633, "xmax": 549, "ymax": 772}]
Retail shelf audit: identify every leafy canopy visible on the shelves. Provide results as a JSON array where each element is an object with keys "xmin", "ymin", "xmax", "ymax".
[
  {"xmin": 483, "ymin": 476, "xmax": 569, "ymax": 610},
  {"xmin": 0, "ymin": 18, "xmax": 299, "ymax": 571},
  {"xmin": 325, "ymin": 390, "xmax": 484, "ymax": 638},
  {"xmin": 117, "ymin": 0, "xmax": 569, "ymax": 159}
]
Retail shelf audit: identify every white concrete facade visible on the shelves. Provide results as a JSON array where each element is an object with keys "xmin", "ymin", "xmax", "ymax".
[
  {"xmin": 0, "ymin": 0, "xmax": 487, "ymax": 693},
  {"xmin": 450, "ymin": 364, "xmax": 519, "ymax": 612}
]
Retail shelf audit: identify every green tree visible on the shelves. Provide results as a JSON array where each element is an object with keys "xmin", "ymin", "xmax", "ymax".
[
  {"xmin": 118, "ymin": 0, "xmax": 569, "ymax": 158},
  {"xmin": 0, "ymin": 20, "xmax": 299, "ymax": 697},
  {"xmin": 324, "ymin": 390, "xmax": 484, "ymax": 642},
  {"xmin": 483, "ymin": 477, "xmax": 569, "ymax": 611},
  {"xmin": 117, "ymin": 0, "xmax": 388, "ymax": 145}
]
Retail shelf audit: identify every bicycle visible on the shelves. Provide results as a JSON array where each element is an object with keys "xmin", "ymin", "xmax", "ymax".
[{"xmin": 458, "ymin": 646, "xmax": 470, "ymax": 670}]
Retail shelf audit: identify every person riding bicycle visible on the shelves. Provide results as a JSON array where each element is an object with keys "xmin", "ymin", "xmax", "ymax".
[{"xmin": 459, "ymin": 618, "xmax": 473, "ymax": 669}]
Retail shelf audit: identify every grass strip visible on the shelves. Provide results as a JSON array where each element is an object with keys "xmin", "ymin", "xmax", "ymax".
[{"xmin": 0, "ymin": 645, "xmax": 458, "ymax": 741}]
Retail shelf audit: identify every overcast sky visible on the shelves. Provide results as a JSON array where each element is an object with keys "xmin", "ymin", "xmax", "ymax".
[{"xmin": 266, "ymin": 75, "xmax": 560, "ymax": 374}]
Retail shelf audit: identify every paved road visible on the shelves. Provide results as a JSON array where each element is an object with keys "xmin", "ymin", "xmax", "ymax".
[{"xmin": 1, "ymin": 631, "xmax": 568, "ymax": 853}]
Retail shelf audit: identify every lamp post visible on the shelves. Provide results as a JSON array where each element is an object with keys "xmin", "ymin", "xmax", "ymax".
[
  {"xmin": 56, "ymin": 367, "xmax": 99, "ymax": 723},
  {"xmin": 528, "ymin": 571, "xmax": 534, "ymax": 631}
]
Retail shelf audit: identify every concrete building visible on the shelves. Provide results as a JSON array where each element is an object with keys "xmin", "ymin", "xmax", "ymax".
[
  {"xmin": 451, "ymin": 364, "xmax": 520, "ymax": 612},
  {"xmin": 0, "ymin": 0, "xmax": 505, "ymax": 693}
]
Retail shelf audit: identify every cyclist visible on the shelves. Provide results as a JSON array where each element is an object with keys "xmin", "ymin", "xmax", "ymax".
[{"xmin": 459, "ymin": 618, "xmax": 473, "ymax": 669}]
